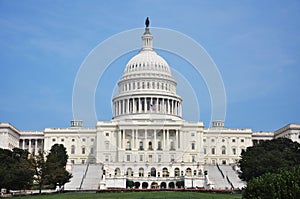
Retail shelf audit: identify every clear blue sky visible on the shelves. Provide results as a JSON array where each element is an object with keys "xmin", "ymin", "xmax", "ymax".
[{"xmin": 0, "ymin": 0, "xmax": 299, "ymax": 131}]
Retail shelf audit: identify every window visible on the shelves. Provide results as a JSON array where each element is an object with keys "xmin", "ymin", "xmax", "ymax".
[
  {"xmin": 158, "ymin": 155, "xmax": 161, "ymax": 162},
  {"xmin": 222, "ymin": 139, "xmax": 225, "ymax": 142},
  {"xmin": 232, "ymin": 148, "xmax": 236, "ymax": 155},
  {"xmin": 127, "ymin": 155, "xmax": 130, "ymax": 161},
  {"xmin": 241, "ymin": 139, "xmax": 244, "ymax": 143},
  {"xmin": 139, "ymin": 155, "xmax": 143, "ymax": 161},
  {"xmin": 71, "ymin": 145, "xmax": 75, "ymax": 154},
  {"xmin": 211, "ymin": 139, "xmax": 215, "ymax": 142},
  {"xmin": 171, "ymin": 155, "xmax": 174, "ymax": 162},
  {"xmin": 148, "ymin": 155, "xmax": 153, "ymax": 162},
  {"xmin": 61, "ymin": 138, "xmax": 64, "ymax": 142},
  {"xmin": 105, "ymin": 142, "xmax": 109, "ymax": 150},
  {"xmin": 191, "ymin": 142, "xmax": 195, "ymax": 150},
  {"xmin": 81, "ymin": 160, "xmax": 85, "ymax": 164},
  {"xmin": 71, "ymin": 160, "xmax": 75, "ymax": 164},
  {"xmin": 90, "ymin": 147, "xmax": 94, "ymax": 154},
  {"xmin": 126, "ymin": 141, "xmax": 131, "ymax": 150},
  {"xmin": 91, "ymin": 138, "xmax": 94, "ymax": 142},
  {"xmin": 105, "ymin": 155, "xmax": 109, "ymax": 162},
  {"xmin": 157, "ymin": 141, "xmax": 162, "ymax": 150},
  {"xmin": 191, "ymin": 133, "xmax": 195, "ymax": 136},
  {"xmin": 192, "ymin": 156, "xmax": 195, "ymax": 162},
  {"xmin": 222, "ymin": 146, "xmax": 226, "ymax": 155},
  {"xmin": 170, "ymin": 141, "xmax": 175, "ymax": 150},
  {"xmin": 204, "ymin": 148, "xmax": 207, "ymax": 154},
  {"xmin": 203, "ymin": 139, "xmax": 206, "ymax": 142},
  {"xmin": 82, "ymin": 147, "xmax": 86, "ymax": 154},
  {"xmin": 52, "ymin": 138, "xmax": 56, "ymax": 142},
  {"xmin": 211, "ymin": 148, "xmax": 215, "ymax": 155},
  {"xmin": 106, "ymin": 132, "xmax": 109, "ymax": 136},
  {"xmin": 139, "ymin": 168, "xmax": 144, "ymax": 177},
  {"xmin": 232, "ymin": 139, "xmax": 236, "ymax": 143},
  {"xmin": 139, "ymin": 141, "xmax": 144, "ymax": 150},
  {"xmin": 72, "ymin": 139, "xmax": 75, "ymax": 142},
  {"xmin": 82, "ymin": 138, "xmax": 86, "ymax": 142}
]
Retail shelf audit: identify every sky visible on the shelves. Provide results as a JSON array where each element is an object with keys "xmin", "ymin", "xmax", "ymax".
[{"xmin": 0, "ymin": 0, "xmax": 299, "ymax": 132}]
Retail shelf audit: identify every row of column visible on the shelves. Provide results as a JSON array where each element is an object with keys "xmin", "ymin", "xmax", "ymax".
[
  {"xmin": 117, "ymin": 129, "xmax": 180, "ymax": 151},
  {"xmin": 114, "ymin": 97, "xmax": 182, "ymax": 117},
  {"xmin": 120, "ymin": 80, "xmax": 175, "ymax": 93},
  {"xmin": 19, "ymin": 139, "xmax": 44, "ymax": 153}
]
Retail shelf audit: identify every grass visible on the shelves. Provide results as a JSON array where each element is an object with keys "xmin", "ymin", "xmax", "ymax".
[{"xmin": 16, "ymin": 191, "xmax": 242, "ymax": 199}]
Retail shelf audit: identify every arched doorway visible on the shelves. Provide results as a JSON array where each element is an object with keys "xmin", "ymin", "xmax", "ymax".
[
  {"xmin": 148, "ymin": 141, "xmax": 153, "ymax": 150},
  {"xmin": 151, "ymin": 167, "xmax": 156, "ymax": 177},
  {"xmin": 160, "ymin": 182, "xmax": 167, "ymax": 189},
  {"xmin": 142, "ymin": 182, "xmax": 148, "ymax": 189},
  {"xmin": 151, "ymin": 182, "xmax": 159, "ymax": 189},
  {"xmin": 168, "ymin": 182, "xmax": 175, "ymax": 188}
]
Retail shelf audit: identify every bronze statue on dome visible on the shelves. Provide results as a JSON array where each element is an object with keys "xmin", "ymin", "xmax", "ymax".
[{"xmin": 145, "ymin": 17, "xmax": 150, "ymax": 27}]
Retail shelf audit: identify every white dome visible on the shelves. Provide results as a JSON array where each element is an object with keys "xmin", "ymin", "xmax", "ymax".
[{"xmin": 124, "ymin": 50, "xmax": 171, "ymax": 74}]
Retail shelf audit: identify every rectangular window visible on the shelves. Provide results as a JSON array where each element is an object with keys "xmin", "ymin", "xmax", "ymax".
[
  {"xmin": 90, "ymin": 147, "xmax": 94, "ymax": 154},
  {"xmin": 158, "ymin": 155, "xmax": 161, "ymax": 162},
  {"xmin": 105, "ymin": 155, "xmax": 109, "ymax": 162},
  {"xmin": 82, "ymin": 138, "xmax": 86, "ymax": 142},
  {"xmin": 127, "ymin": 154, "xmax": 130, "ymax": 161},
  {"xmin": 191, "ymin": 143, "xmax": 195, "ymax": 150},
  {"xmin": 71, "ymin": 160, "xmax": 75, "ymax": 164},
  {"xmin": 81, "ymin": 160, "xmax": 85, "ymax": 164},
  {"xmin": 204, "ymin": 148, "xmax": 207, "ymax": 154},
  {"xmin": 211, "ymin": 148, "xmax": 215, "ymax": 155},
  {"xmin": 106, "ymin": 132, "xmax": 109, "ymax": 136},
  {"xmin": 232, "ymin": 139, "xmax": 236, "ymax": 143},
  {"xmin": 241, "ymin": 139, "xmax": 244, "ymax": 143},
  {"xmin": 105, "ymin": 142, "xmax": 109, "ymax": 150},
  {"xmin": 82, "ymin": 147, "xmax": 85, "ymax": 154},
  {"xmin": 192, "ymin": 156, "xmax": 195, "ymax": 162},
  {"xmin": 171, "ymin": 155, "xmax": 174, "ymax": 162},
  {"xmin": 232, "ymin": 148, "xmax": 236, "ymax": 155},
  {"xmin": 139, "ymin": 154, "xmax": 143, "ymax": 161}
]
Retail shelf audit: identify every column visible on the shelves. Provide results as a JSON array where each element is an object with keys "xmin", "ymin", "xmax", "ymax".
[
  {"xmin": 122, "ymin": 100, "xmax": 125, "ymax": 115},
  {"xmin": 145, "ymin": 129, "xmax": 148, "ymax": 150},
  {"xmin": 154, "ymin": 130, "xmax": 157, "ymax": 150},
  {"xmin": 167, "ymin": 99, "xmax": 170, "ymax": 114},
  {"xmin": 176, "ymin": 130, "xmax": 179, "ymax": 149},
  {"xmin": 135, "ymin": 129, "xmax": 138, "ymax": 149},
  {"xmin": 139, "ymin": 98, "xmax": 142, "ymax": 113},
  {"xmin": 163, "ymin": 130, "xmax": 166, "ymax": 150},
  {"xmin": 122, "ymin": 130, "xmax": 125, "ymax": 149},
  {"xmin": 133, "ymin": 99, "xmax": 136, "ymax": 113},
  {"xmin": 118, "ymin": 130, "xmax": 121, "ymax": 149},
  {"xmin": 29, "ymin": 139, "xmax": 32, "ymax": 153},
  {"xmin": 150, "ymin": 98, "xmax": 153, "ymax": 112},
  {"xmin": 127, "ymin": 99, "xmax": 130, "ymax": 114},
  {"xmin": 22, "ymin": 139, "xmax": 25, "ymax": 149},
  {"xmin": 166, "ymin": 129, "xmax": 170, "ymax": 149},
  {"xmin": 118, "ymin": 101, "xmax": 121, "ymax": 116},
  {"xmin": 34, "ymin": 139, "xmax": 38, "ymax": 153}
]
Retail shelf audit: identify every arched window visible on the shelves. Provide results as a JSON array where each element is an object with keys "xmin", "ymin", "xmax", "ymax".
[
  {"xmin": 222, "ymin": 146, "xmax": 226, "ymax": 154},
  {"xmin": 191, "ymin": 142, "xmax": 195, "ymax": 150},
  {"xmin": 174, "ymin": 168, "xmax": 180, "ymax": 177},
  {"xmin": 148, "ymin": 141, "xmax": 152, "ymax": 150},
  {"xmin": 211, "ymin": 147, "xmax": 215, "ymax": 155},
  {"xmin": 115, "ymin": 168, "xmax": 120, "ymax": 176},
  {"xmin": 71, "ymin": 145, "xmax": 75, "ymax": 154},
  {"xmin": 151, "ymin": 167, "xmax": 156, "ymax": 177},
  {"xmin": 126, "ymin": 168, "xmax": 133, "ymax": 176},
  {"xmin": 186, "ymin": 168, "xmax": 192, "ymax": 176},
  {"xmin": 162, "ymin": 167, "xmax": 169, "ymax": 177},
  {"xmin": 139, "ymin": 168, "xmax": 144, "ymax": 177}
]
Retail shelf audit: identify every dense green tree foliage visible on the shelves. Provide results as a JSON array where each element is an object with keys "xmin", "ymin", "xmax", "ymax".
[
  {"xmin": 45, "ymin": 144, "xmax": 72, "ymax": 188},
  {"xmin": 31, "ymin": 150, "xmax": 46, "ymax": 194},
  {"xmin": 239, "ymin": 138, "xmax": 300, "ymax": 182},
  {"xmin": 243, "ymin": 166, "xmax": 300, "ymax": 199},
  {"xmin": 0, "ymin": 148, "xmax": 34, "ymax": 190}
]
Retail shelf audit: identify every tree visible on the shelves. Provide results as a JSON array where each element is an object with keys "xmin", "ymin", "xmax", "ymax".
[
  {"xmin": 0, "ymin": 148, "xmax": 34, "ymax": 190},
  {"xmin": 239, "ymin": 138, "xmax": 300, "ymax": 181},
  {"xmin": 45, "ymin": 144, "xmax": 72, "ymax": 189},
  {"xmin": 31, "ymin": 150, "xmax": 46, "ymax": 194},
  {"xmin": 243, "ymin": 166, "xmax": 300, "ymax": 199}
]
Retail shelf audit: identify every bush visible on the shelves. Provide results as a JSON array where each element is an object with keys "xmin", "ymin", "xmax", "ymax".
[{"xmin": 243, "ymin": 166, "xmax": 300, "ymax": 199}]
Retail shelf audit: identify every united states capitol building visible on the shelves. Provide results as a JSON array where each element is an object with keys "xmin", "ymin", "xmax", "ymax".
[{"xmin": 1, "ymin": 20, "xmax": 300, "ymax": 190}]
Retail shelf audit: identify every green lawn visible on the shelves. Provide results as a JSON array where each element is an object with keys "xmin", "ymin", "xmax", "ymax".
[{"xmin": 16, "ymin": 191, "xmax": 242, "ymax": 199}]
